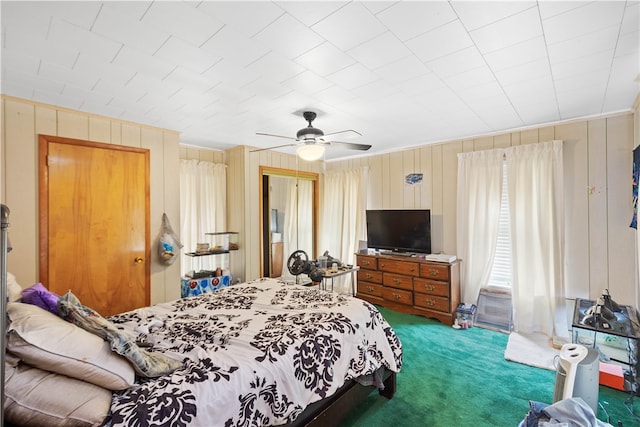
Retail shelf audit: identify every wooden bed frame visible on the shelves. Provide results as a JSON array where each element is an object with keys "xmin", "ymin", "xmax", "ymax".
[{"xmin": 288, "ymin": 369, "xmax": 396, "ymax": 427}]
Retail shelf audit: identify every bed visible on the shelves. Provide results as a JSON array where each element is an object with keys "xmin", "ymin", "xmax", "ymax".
[{"xmin": 3, "ymin": 276, "xmax": 403, "ymax": 427}]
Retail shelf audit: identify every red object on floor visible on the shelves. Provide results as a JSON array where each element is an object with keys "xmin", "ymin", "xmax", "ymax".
[{"xmin": 599, "ymin": 362, "xmax": 625, "ymax": 390}]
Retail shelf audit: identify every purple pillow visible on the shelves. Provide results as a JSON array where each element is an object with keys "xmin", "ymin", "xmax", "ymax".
[{"xmin": 21, "ymin": 283, "xmax": 60, "ymax": 315}]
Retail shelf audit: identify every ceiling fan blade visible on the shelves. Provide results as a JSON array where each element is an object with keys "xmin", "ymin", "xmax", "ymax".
[
  {"xmin": 323, "ymin": 129, "xmax": 362, "ymax": 139},
  {"xmin": 256, "ymin": 132, "xmax": 298, "ymax": 141},
  {"xmin": 256, "ymin": 114, "xmax": 368, "ymax": 155},
  {"xmin": 329, "ymin": 141, "xmax": 372, "ymax": 151},
  {"xmin": 250, "ymin": 143, "xmax": 298, "ymax": 153}
]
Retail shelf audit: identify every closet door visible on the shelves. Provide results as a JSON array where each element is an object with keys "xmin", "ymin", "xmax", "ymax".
[{"xmin": 39, "ymin": 135, "xmax": 150, "ymax": 316}]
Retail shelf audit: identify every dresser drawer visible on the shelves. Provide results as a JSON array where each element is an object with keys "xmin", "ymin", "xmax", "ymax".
[
  {"xmin": 358, "ymin": 269, "xmax": 383, "ymax": 284},
  {"xmin": 414, "ymin": 294, "xmax": 450, "ymax": 313},
  {"xmin": 383, "ymin": 273, "xmax": 413, "ymax": 291},
  {"xmin": 378, "ymin": 259, "xmax": 419, "ymax": 275},
  {"xmin": 382, "ymin": 287, "xmax": 413, "ymax": 306},
  {"xmin": 420, "ymin": 263, "xmax": 450, "ymax": 280},
  {"xmin": 414, "ymin": 278, "xmax": 449, "ymax": 297},
  {"xmin": 356, "ymin": 255, "xmax": 377, "ymax": 270},
  {"xmin": 357, "ymin": 281, "xmax": 384, "ymax": 298}
]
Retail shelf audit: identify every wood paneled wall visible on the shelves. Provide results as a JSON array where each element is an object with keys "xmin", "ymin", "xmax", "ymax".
[
  {"xmin": 1, "ymin": 96, "xmax": 182, "ymax": 304},
  {"xmin": 327, "ymin": 113, "xmax": 636, "ymax": 304},
  {"xmin": 4, "ymin": 94, "xmax": 636, "ymax": 307}
]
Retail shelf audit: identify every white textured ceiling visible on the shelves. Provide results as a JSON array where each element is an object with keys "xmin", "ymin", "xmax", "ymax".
[{"xmin": 1, "ymin": 1, "xmax": 639, "ymax": 160}]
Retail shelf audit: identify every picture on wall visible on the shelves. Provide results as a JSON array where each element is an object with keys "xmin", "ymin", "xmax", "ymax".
[{"xmin": 405, "ymin": 173, "xmax": 423, "ymax": 185}]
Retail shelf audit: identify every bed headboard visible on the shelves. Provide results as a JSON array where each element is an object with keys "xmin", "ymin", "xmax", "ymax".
[{"xmin": 1, "ymin": 204, "xmax": 11, "ymax": 426}]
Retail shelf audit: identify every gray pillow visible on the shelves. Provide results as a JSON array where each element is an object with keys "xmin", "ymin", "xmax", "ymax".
[
  {"xmin": 5, "ymin": 354, "xmax": 112, "ymax": 427},
  {"xmin": 7, "ymin": 302, "xmax": 135, "ymax": 390}
]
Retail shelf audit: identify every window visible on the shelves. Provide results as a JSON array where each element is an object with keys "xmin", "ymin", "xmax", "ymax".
[{"xmin": 488, "ymin": 162, "xmax": 512, "ymax": 288}]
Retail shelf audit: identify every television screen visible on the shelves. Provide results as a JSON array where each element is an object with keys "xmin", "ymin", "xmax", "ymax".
[{"xmin": 366, "ymin": 209, "xmax": 431, "ymax": 254}]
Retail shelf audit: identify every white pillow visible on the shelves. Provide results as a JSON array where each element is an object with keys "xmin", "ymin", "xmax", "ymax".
[
  {"xmin": 7, "ymin": 272, "xmax": 23, "ymax": 302},
  {"xmin": 7, "ymin": 302, "xmax": 135, "ymax": 390},
  {"xmin": 4, "ymin": 356, "xmax": 111, "ymax": 427}
]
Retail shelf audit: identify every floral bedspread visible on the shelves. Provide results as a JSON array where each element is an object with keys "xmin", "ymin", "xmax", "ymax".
[{"xmin": 106, "ymin": 278, "xmax": 403, "ymax": 427}]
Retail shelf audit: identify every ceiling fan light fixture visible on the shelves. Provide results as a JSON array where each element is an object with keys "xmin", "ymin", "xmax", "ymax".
[
  {"xmin": 297, "ymin": 126, "xmax": 324, "ymax": 139},
  {"xmin": 297, "ymin": 144, "xmax": 325, "ymax": 161}
]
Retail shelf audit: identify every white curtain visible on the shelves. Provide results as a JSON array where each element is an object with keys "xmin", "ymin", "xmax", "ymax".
[
  {"xmin": 179, "ymin": 160, "xmax": 227, "ymax": 276},
  {"xmin": 507, "ymin": 140, "xmax": 565, "ymax": 337},
  {"xmin": 457, "ymin": 149, "xmax": 504, "ymax": 304},
  {"xmin": 457, "ymin": 140, "xmax": 565, "ymax": 337},
  {"xmin": 282, "ymin": 179, "xmax": 314, "ymax": 279},
  {"xmin": 320, "ymin": 167, "xmax": 368, "ymax": 292}
]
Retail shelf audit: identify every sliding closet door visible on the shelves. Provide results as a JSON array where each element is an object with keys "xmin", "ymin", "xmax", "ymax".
[{"xmin": 39, "ymin": 135, "xmax": 150, "ymax": 316}]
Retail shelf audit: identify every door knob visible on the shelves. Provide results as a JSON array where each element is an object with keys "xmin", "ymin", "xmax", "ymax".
[{"xmin": 134, "ymin": 257, "xmax": 144, "ymax": 264}]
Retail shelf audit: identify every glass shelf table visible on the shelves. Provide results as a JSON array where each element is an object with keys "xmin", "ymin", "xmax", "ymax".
[{"xmin": 572, "ymin": 298, "xmax": 640, "ymax": 393}]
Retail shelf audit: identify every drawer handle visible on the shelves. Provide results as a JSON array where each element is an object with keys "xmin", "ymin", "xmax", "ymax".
[
  {"xmin": 393, "ymin": 278, "xmax": 401, "ymax": 284},
  {"xmin": 428, "ymin": 269, "xmax": 439, "ymax": 276},
  {"xmin": 392, "ymin": 293, "xmax": 402, "ymax": 300},
  {"xmin": 380, "ymin": 263, "xmax": 385, "ymax": 268},
  {"xmin": 366, "ymin": 286, "xmax": 374, "ymax": 292},
  {"xmin": 424, "ymin": 284, "xmax": 435, "ymax": 291},
  {"xmin": 409, "ymin": 268, "xmax": 415, "ymax": 272},
  {"xmin": 363, "ymin": 260, "xmax": 370, "ymax": 265},
  {"xmin": 425, "ymin": 299, "xmax": 435, "ymax": 306},
  {"xmin": 366, "ymin": 273, "xmax": 373, "ymax": 279}
]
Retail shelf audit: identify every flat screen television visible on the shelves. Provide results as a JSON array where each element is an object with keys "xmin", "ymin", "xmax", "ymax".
[{"xmin": 366, "ymin": 209, "xmax": 431, "ymax": 254}]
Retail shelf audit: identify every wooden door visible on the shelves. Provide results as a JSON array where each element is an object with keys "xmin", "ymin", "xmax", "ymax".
[{"xmin": 39, "ymin": 135, "xmax": 150, "ymax": 316}]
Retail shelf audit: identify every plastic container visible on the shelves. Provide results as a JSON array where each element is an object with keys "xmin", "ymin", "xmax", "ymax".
[
  {"xmin": 317, "ymin": 256, "xmax": 327, "ymax": 269},
  {"xmin": 455, "ymin": 303, "xmax": 477, "ymax": 328}
]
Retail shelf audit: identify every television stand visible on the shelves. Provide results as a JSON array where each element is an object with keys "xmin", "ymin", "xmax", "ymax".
[{"xmin": 356, "ymin": 252, "xmax": 460, "ymax": 325}]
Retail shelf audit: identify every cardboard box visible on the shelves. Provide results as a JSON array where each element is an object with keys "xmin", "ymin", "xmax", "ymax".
[{"xmin": 599, "ymin": 362, "xmax": 625, "ymax": 391}]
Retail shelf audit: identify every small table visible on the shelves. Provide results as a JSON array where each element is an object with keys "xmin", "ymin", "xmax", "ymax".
[
  {"xmin": 320, "ymin": 266, "xmax": 360, "ymax": 296},
  {"xmin": 572, "ymin": 298, "xmax": 640, "ymax": 392}
]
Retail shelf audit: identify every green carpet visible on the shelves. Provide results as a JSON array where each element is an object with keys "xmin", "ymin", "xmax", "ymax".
[{"xmin": 340, "ymin": 307, "xmax": 640, "ymax": 427}]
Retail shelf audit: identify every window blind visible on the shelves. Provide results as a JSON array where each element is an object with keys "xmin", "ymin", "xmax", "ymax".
[{"xmin": 489, "ymin": 162, "xmax": 512, "ymax": 288}]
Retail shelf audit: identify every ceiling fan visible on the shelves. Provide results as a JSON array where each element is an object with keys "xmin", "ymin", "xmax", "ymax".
[{"xmin": 252, "ymin": 111, "xmax": 372, "ymax": 161}]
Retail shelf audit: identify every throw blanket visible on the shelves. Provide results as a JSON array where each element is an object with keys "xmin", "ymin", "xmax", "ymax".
[
  {"xmin": 105, "ymin": 278, "xmax": 403, "ymax": 427},
  {"xmin": 58, "ymin": 291, "xmax": 183, "ymax": 377}
]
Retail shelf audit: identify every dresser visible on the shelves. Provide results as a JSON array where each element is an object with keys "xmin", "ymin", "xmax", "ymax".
[{"xmin": 356, "ymin": 253, "xmax": 460, "ymax": 325}]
